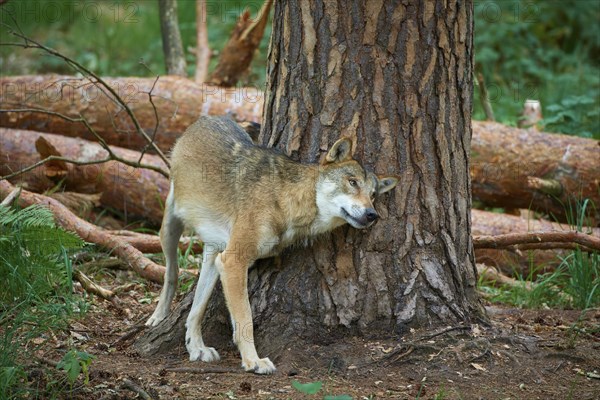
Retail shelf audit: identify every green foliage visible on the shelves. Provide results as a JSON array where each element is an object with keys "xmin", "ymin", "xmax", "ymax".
[
  {"xmin": 0, "ymin": 205, "xmax": 84, "ymax": 303},
  {"xmin": 479, "ymin": 264, "xmax": 568, "ymax": 309},
  {"xmin": 292, "ymin": 380, "xmax": 323, "ymax": 395},
  {"xmin": 474, "ymin": 0, "xmax": 599, "ymax": 138},
  {"xmin": 0, "ymin": 205, "xmax": 88, "ymax": 398},
  {"xmin": 57, "ymin": 349, "xmax": 95, "ymax": 386},
  {"xmin": 291, "ymin": 380, "xmax": 352, "ymax": 399},
  {"xmin": 558, "ymin": 249, "xmax": 600, "ymax": 310},
  {"xmin": 0, "ymin": 0, "xmax": 270, "ymax": 87}
]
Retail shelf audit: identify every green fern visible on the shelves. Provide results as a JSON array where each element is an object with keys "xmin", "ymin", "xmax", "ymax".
[
  {"xmin": 0, "ymin": 204, "xmax": 55, "ymax": 228},
  {"xmin": 0, "ymin": 204, "xmax": 87, "ymax": 399}
]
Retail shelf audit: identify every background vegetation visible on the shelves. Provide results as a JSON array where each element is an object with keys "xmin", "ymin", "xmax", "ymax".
[{"xmin": 1, "ymin": 0, "xmax": 598, "ymax": 138}]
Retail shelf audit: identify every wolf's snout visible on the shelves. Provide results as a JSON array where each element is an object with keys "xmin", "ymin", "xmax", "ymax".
[{"xmin": 365, "ymin": 208, "xmax": 378, "ymax": 222}]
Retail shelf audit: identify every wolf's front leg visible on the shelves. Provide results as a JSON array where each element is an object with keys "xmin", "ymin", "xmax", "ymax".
[{"xmin": 216, "ymin": 252, "xmax": 276, "ymax": 374}]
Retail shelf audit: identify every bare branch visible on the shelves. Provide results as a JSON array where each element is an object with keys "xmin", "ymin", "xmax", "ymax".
[
  {"xmin": 473, "ymin": 231, "xmax": 600, "ymax": 252},
  {"xmin": 0, "ymin": 180, "xmax": 184, "ymax": 283}
]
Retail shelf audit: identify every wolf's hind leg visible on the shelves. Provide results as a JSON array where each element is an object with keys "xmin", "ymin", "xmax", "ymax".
[
  {"xmin": 186, "ymin": 251, "xmax": 220, "ymax": 362},
  {"xmin": 146, "ymin": 195, "xmax": 184, "ymax": 327}
]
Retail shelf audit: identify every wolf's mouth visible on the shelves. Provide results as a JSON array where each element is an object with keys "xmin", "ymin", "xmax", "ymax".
[{"xmin": 341, "ymin": 207, "xmax": 368, "ymax": 228}]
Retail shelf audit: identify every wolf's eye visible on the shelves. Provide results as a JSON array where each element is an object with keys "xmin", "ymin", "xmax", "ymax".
[{"xmin": 349, "ymin": 179, "xmax": 358, "ymax": 187}]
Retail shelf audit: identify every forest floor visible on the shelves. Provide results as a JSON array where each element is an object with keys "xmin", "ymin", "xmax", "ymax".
[{"xmin": 27, "ymin": 270, "xmax": 600, "ymax": 400}]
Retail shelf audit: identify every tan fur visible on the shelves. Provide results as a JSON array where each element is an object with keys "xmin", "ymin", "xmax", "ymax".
[{"xmin": 146, "ymin": 116, "xmax": 398, "ymax": 374}]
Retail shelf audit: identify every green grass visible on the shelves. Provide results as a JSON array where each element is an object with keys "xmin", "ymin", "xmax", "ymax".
[{"xmin": 0, "ymin": 204, "xmax": 90, "ymax": 399}]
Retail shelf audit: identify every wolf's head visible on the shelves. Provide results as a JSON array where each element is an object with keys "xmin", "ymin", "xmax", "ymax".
[{"xmin": 316, "ymin": 138, "xmax": 398, "ymax": 229}]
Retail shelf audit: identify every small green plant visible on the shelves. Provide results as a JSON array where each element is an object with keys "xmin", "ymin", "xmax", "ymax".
[
  {"xmin": 558, "ymin": 249, "xmax": 600, "ymax": 310},
  {"xmin": 291, "ymin": 380, "xmax": 352, "ymax": 399},
  {"xmin": 292, "ymin": 380, "xmax": 323, "ymax": 395},
  {"xmin": 57, "ymin": 349, "xmax": 95, "ymax": 386}
]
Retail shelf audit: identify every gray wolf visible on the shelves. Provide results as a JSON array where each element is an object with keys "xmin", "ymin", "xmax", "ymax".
[{"xmin": 146, "ymin": 116, "xmax": 398, "ymax": 374}]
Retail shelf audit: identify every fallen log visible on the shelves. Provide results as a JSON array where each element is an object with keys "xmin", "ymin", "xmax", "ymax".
[
  {"xmin": 0, "ymin": 128, "xmax": 169, "ymax": 226},
  {"xmin": 0, "ymin": 180, "xmax": 168, "ymax": 283},
  {"xmin": 472, "ymin": 209, "xmax": 600, "ymax": 273},
  {"xmin": 2, "ymin": 77, "xmax": 597, "ymax": 222},
  {"xmin": 471, "ymin": 121, "xmax": 600, "ymax": 225},
  {"xmin": 474, "ymin": 231, "xmax": 600, "ymax": 252},
  {"xmin": 0, "ymin": 75, "xmax": 263, "ymax": 151}
]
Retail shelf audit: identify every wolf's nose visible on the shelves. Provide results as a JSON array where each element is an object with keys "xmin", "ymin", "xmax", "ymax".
[{"xmin": 365, "ymin": 209, "xmax": 379, "ymax": 222}]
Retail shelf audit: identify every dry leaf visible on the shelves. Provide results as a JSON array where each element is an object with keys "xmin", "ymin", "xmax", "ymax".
[{"xmin": 471, "ymin": 363, "xmax": 487, "ymax": 372}]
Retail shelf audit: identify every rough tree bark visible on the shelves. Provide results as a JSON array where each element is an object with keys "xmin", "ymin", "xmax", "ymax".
[
  {"xmin": 158, "ymin": 0, "xmax": 187, "ymax": 77},
  {"xmin": 137, "ymin": 0, "xmax": 486, "ymax": 360}
]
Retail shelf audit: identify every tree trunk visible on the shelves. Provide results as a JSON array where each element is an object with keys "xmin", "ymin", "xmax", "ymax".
[
  {"xmin": 194, "ymin": 0, "xmax": 210, "ymax": 83},
  {"xmin": 0, "ymin": 75, "xmax": 263, "ymax": 152},
  {"xmin": 254, "ymin": 0, "xmax": 483, "ymax": 343},
  {"xmin": 137, "ymin": 0, "xmax": 485, "ymax": 359},
  {"xmin": 158, "ymin": 0, "xmax": 187, "ymax": 77},
  {"xmin": 471, "ymin": 121, "xmax": 600, "ymax": 226}
]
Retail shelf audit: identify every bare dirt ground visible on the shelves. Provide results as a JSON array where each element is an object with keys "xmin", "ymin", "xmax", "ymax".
[{"xmin": 28, "ymin": 270, "xmax": 600, "ymax": 399}]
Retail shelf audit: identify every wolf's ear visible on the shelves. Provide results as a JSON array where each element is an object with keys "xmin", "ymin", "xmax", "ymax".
[
  {"xmin": 377, "ymin": 176, "xmax": 399, "ymax": 195},
  {"xmin": 324, "ymin": 138, "xmax": 353, "ymax": 164}
]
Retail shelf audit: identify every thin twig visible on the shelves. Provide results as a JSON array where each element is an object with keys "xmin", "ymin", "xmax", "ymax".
[
  {"xmin": 138, "ymin": 75, "xmax": 162, "ymax": 164},
  {"xmin": 162, "ymin": 366, "xmax": 241, "ymax": 374},
  {"xmin": 34, "ymin": 356, "xmax": 59, "ymax": 368},
  {"xmin": 111, "ymin": 325, "xmax": 146, "ymax": 347},
  {"xmin": 473, "ymin": 231, "xmax": 600, "ymax": 252},
  {"xmin": 72, "ymin": 269, "xmax": 114, "ymax": 300},
  {"xmin": 0, "ymin": 186, "xmax": 21, "ymax": 206},
  {"xmin": 417, "ymin": 324, "xmax": 472, "ymax": 342},
  {"xmin": 121, "ymin": 378, "xmax": 155, "ymax": 400}
]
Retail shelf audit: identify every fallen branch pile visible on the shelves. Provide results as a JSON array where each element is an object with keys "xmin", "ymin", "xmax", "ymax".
[
  {"xmin": 2, "ymin": 75, "xmax": 598, "ymax": 223},
  {"xmin": 0, "ymin": 180, "xmax": 196, "ymax": 284}
]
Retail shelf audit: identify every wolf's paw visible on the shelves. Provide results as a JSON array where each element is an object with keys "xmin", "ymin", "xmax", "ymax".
[
  {"xmin": 188, "ymin": 345, "xmax": 220, "ymax": 362},
  {"xmin": 243, "ymin": 357, "xmax": 276, "ymax": 375},
  {"xmin": 145, "ymin": 310, "xmax": 167, "ymax": 327}
]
